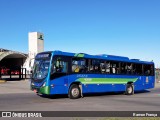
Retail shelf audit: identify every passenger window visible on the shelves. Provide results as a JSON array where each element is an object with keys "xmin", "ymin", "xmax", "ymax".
[
  {"xmin": 143, "ymin": 64, "xmax": 154, "ymax": 76},
  {"xmin": 51, "ymin": 57, "xmax": 68, "ymax": 74},
  {"xmin": 106, "ymin": 62, "xmax": 110, "ymax": 74},
  {"xmin": 100, "ymin": 61, "xmax": 106, "ymax": 73},
  {"xmin": 88, "ymin": 59, "xmax": 100, "ymax": 73},
  {"xmin": 72, "ymin": 58, "xmax": 86, "ymax": 73},
  {"xmin": 93, "ymin": 60, "xmax": 100, "ymax": 73},
  {"xmin": 126, "ymin": 63, "xmax": 132, "ymax": 74},
  {"xmin": 121, "ymin": 62, "xmax": 126, "ymax": 74},
  {"xmin": 110, "ymin": 61, "xmax": 120, "ymax": 74},
  {"xmin": 133, "ymin": 64, "xmax": 143, "ymax": 75}
]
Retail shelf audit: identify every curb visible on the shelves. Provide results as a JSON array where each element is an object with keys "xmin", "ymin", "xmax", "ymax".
[{"xmin": 0, "ymin": 80, "xmax": 6, "ymax": 83}]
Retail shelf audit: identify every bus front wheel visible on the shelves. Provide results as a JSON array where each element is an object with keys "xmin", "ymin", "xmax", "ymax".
[
  {"xmin": 126, "ymin": 84, "xmax": 134, "ymax": 95},
  {"xmin": 68, "ymin": 84, "xmax": 81, "ymax": 99}
]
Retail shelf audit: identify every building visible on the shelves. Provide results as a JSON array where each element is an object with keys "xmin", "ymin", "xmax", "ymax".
[
  {"xmin": 0, "ymin": 48, "xmax": 27, "ymax": 77},
  {"xmin": 28, "ymin": 32, "xmax": 44, "ymax": 59},
  {"xmin": 24, "ymin": 32, "xmax": 44, "ymax": 73},
  {"xmin": 0, "ymin": 32, "xmax": 44, "ymax": 76}
]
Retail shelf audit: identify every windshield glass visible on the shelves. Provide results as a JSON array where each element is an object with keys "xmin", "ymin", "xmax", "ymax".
[{"xmin": 32, "ymin": 59, "xmax": 50, "ymax": 80}]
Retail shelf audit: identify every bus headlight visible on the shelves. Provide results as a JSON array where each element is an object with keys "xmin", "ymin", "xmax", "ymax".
[
  {"xmin": 42, "ymin": 82, "xmax": 46, "ymax": 87},
  {"xmin": 31, "ymin": 82, "xmax": 34, "ymax": 86}
]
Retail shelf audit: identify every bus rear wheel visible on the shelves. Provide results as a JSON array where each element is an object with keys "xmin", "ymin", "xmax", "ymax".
[
  {"xmin": 126, "ymin": 84, "xmax": 134, "ymax": 95},
  {"xmin": 68, "ymin": 84, "xmax": 81, "ymax": 99}
]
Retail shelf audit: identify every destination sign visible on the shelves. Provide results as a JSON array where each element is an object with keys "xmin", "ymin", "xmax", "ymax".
[{"xmin": 36, "ymin": 53, "xmax": 51, "ymax": 59}]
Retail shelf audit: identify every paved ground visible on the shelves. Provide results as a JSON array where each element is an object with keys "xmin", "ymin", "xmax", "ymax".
[
  {"xmin": 0, "ymin": 80, "xmax": 31, "ymax": 94},
  {"xmin": 0, "ymin": 80, "xmax": 160, "ymax": 112},
  {"xmin": 1, "ymin": 81, "xmax": 160, "ymax": 120}
]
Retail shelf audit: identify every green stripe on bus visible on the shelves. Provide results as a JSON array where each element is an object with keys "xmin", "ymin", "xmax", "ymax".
[{"xmin": 77, "ymin": 78, "xmax": 138, "ymax": 84}]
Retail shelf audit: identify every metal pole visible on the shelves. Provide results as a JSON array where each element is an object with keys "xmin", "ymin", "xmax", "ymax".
[
  {"xmin": 22, "ymin": 68, "xmax": 23, "ymax": 79},
  {"xmin": 10, "ymin": 69, "xmax": 11, "ymax": 79},
  {"xmin": 19, "ymin": 68, "xmax": 21, "ymax": 79},
  {"xmin": 0, "ymin": 67, "xmax": 1, "ymax": 79},
  {"xmin": 25, "ymin": 68, "xmax": 26, "ymax": 79}
]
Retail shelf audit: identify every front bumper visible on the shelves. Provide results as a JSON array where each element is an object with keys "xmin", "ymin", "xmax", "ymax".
[{"xmin": 31, "ymin": 85, "xmax": 50, "ymax": 95}]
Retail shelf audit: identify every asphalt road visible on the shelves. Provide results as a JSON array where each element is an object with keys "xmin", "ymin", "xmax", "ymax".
[{"xmin": 0, "ymin": 81, "xmax": 160, "ymax": 112}]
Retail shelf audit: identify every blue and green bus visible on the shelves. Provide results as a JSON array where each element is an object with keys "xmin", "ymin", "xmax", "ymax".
[{"xmin": 31, "ymin": 51, "xmax": 155, "ymax": 99}]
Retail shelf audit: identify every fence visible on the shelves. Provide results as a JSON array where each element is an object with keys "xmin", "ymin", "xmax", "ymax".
[
  {"xmin": 156, "ymin": 68, "xmax": 160, "ymax": 83},
  {"xmin": 0, "ymin": 68, "xmax": 30, "ymax": 80}
]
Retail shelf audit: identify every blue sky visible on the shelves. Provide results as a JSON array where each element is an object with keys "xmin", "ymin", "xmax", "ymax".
[{"xmin": 0, "ymin": 0, "xmax": 160, "ymax": 67}]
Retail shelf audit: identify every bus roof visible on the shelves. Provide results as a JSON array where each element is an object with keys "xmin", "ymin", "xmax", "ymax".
[{"xmin": 40, "ymin": 50, "xmax": 154, "ymax": 64}]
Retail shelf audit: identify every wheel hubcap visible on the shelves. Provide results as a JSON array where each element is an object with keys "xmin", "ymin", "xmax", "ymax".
[
  {"xmin": 71, "ymin": 88, "xmax": 79, "ymax": 97},
  {"xmin": 128, "ymin": 87, "xmax": 132, "ymax": 94}
]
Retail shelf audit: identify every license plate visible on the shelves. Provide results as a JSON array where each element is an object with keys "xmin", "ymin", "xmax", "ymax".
[{"xmin": 33, "ymin": 89, "xmax": 37, "ymax": 93}]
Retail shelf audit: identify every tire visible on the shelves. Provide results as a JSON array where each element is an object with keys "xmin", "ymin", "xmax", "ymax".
[
  {"xmin": 68, "ymin": 84, "xmax": 81, "ymax": 99},
  {"xmin": 126, "ymin": 84, "xmax": 134, "ymax": 95}
]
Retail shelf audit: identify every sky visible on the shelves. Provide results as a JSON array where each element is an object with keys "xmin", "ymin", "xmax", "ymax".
[{"xmin": 0, "ymin": 0, "xmax": 160, "ymax": 67}]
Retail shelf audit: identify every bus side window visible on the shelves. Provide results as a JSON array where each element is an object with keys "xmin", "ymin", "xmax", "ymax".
[
  {"xmin": 112, "ymin": 64, "xmax": 116, "ymax": 74},
  {"xmin": 106, "ymin": 62, "xmax": 110, "ymax": 74},
  {"xmin": 121, "ymin": 62, "xmax": 126, "ymax": 74},
  {"xmin": 100, "ymin": 61, "xmax": 106, "ymax": 73},
  {"xmin": 72, "ymin": 58, "xmax": 86, "ymax": 73},
  {"xmin": 51, "ymin": 62, "xmax": 56, "ymax": 74},
  {"xmin": 72, "ymin": 64, "xmax": 78, "ymax": 72},
  {"xmin": 144, "ymin": 64, "xmax": 153, "ymax": 76},
  {"xmin": 88, "ymin": 59, "xmax": 101, "ymax": 73},
  {"xmin": 88, "ymin": 60, "xmax": 93, "ymax": 73},
  {"xmin": 132, "ymin": 64, "xmax": 136, "ymax": 75},
  {"xmin": 93, "ymin": 60, "xmax": 100, "ymax": 73},
  {"xmin": 109, "ymin": 62, "xmax": 114, "ymax": 74},
  {"xmin": 52, "ymin": 57, "xmax": 68, "ymax": 73},
  {"xmin": 116, "ymin": 62, "xmax": 120, "ymax": 74},
  {"xmin": 135, "ymin": 64, "xmax": 143, "ymax": 75},
  {"xmin": 110, "ymin": 61, "xmax": 120, "ymax": 74},
  {"xmin": 72, "ymin": 60, "xmax": 79, "ymax": 73},
  {"xmin": 89, "ymin": 65, "xmax": 94, "ymax": 72},
  {"xmin": 126, "ymin": 63, "xmax": 132, "ymax": 74},
  {"xmin": 61, "ymin": 62, "xmax": 67, "ymax": 73}
]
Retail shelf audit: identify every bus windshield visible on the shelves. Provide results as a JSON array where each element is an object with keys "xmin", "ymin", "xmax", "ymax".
[{"xmin": 32, "ymin": 59, "xmax": 50, "ymax": 80}]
